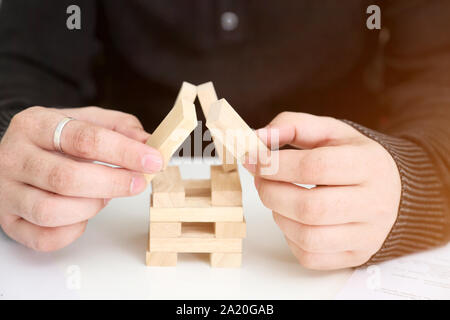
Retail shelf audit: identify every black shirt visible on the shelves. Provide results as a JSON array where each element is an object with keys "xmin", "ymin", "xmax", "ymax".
[{"xmin": 0, "ymin": 0, "xmax": 449, "ymax": 263}]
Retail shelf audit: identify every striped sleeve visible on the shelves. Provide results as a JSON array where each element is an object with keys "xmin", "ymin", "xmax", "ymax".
[{"xmin": 344, "ymin": 120, "xmax": 449, "ymax": 264}]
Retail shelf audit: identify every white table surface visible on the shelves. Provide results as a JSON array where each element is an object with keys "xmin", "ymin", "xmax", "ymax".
[{"xmin": 0, "ymin": 159, "xmax": 353, "ymax": 299}]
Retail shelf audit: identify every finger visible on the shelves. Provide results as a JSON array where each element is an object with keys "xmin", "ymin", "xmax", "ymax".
[
  {"xmin": 247, "ymin": 145, "xmax": 370, "ymax": 185},
  {"xmin": 255, "ymin": 177, "xmax": 369, "ymax": 225},
  {"xmin": 257, "ymin": 112, "xmax": 360, "ymax": 149},
  {"xmin": 273, "ymin": 212, "xmax": 366, "ymax": 253},
  {"xmin": 1, "ymin": 216, "xmax": 87, "ymax": 252},
  {"xmin": 114, "ymin": 126, "xmax": 150, "ymax": 144},
  {"xmin": 58, "ymin": 107, "xmax": 150, "ymax": 142},
  {"xmin": 12, "ymin": 145, "xmax": 147, "ymax": 198},
  {"xmin": 284, "ymin": 237, "xmax": 367, "ymax": 270},
  {"xmin": 24, "ymin": 108, "xmax": 162, "ymax": 173},
  {"xmin": 3, "ymin": 181, "xmax": 106, "ymax": 227}
]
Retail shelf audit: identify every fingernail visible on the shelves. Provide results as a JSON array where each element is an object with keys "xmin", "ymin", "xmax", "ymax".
[
  {"xmin": 141, "ymin": 153, "xmax": 163, "ymax": 173},
  {"xmin": 130, "ymin": 175, "xmax": 147, "ymax": 194}
]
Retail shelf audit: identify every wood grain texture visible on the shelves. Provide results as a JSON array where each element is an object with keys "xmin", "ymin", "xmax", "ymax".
[
  {"xmin": 197, "ymin": 82, "xmax": 218, "ymax": 117},
  {"xmin": 150, "ymin": 203, "xmax": 244, "ymax": 222},
  {"xmin": 206, "ymin": 98, "xmax": 269, "ymax": 163},
  {"xmin": 183, "ymin": 179, "xmax": 211, "ymax": 197},
  {"xmin": 210, "ymin": 165, "xmax": 242, "ymax": 206},
  {"xmin": 149, "ymin": 222, "xmax": 181, "ymax": 238},
  {"xmin": 144, "ymin": 82, "xmax": 198, "ymax": 183},
  {"xmin": 210, "ymin": 253, "xmax": 242, "ymax": 268},
  {"xmin": 149, "ymin": 238, "xmax": 242, "ymax": 253},
  {"xmin": 151, "ymin": 166, "xmax": 185, "ymax": 207},
  {"xmin": 214, "ymin": 221, "xmax": 246, "ymax": 239},
  {"xmin": 197, "ymin": 82, "xmax": 237, "ymax": 172},
  {"xmin": 146, "ymin": 252, "xmax": 178, "ymax": 266},
  {"xmin": 181, "ymin": 222, "xmax": 215, "ymax": 238}
]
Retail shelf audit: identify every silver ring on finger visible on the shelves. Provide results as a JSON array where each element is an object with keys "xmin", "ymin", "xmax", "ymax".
[{"xmin": 53, "ymin": 117, "xmax": 76, "ymax": 153}]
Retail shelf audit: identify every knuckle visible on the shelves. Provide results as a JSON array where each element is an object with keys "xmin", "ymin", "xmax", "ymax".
[
  {"xmin": 0, "ymin": 215, "xmax": 13, "ymax": 234},
  {"xmin": 26, "ymin": 106, "xmax": 47, "ymax": 114},
  {"xmin": 48, "ymin": 164, "xmax": 75, "ymax": 194},
  {"xmin": 33, "ymin": 230, "xmax": 59, "ymax": 252},
  {"xmin": 110, "ymin": 174, "xmax": 132, "ymax": 196},
  {"xmin": 274, "ymin": 111, "xmax": 294, "ymax": 122},
  {"xmin": 31, "ymin": 197, "xmax": 55, "ymax": 227},
  {"xmin": 21, "ymin": 154, "xmax": 45, "ymax": 175},
  {"xmin": 123, "ymin": 114, "xmax": 141, "ymax": 126},
  {"xmin": 85, "ymin": 106, "xmax": 101, "ymax": 112},
  {"xmin": 72, "ymin": 125, "xmax": 102, "ymax": 157},
  {"xmin": 299, "ymin": 228, "xmax": 323, "ymax": 252},
  {"xmin": 9, "ymin": 107, "xmax": 40, "ymax": 130},
  {"xmin": 0, "ymin": 147, "xmax": 15, "ymax": 172},
  {"xmin": 299, "ymin": 153, "xmax": 323, "ymax": 181},
  {"xmin": 295, "ymin": 196, "xmax": 321, "ymax": 224}
]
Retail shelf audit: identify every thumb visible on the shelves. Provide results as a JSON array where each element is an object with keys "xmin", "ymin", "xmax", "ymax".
[{"xmin": 256, "ymin": 112, "xmax": 358, "ymax": 150}]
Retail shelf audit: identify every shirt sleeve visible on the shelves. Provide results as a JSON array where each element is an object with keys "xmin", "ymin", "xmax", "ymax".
[{"xmin": 349, "ymin": 0, "xmax": 450, "ymax": 264}]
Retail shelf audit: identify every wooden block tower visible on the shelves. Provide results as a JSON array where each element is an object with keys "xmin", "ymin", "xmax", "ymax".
[
  {"xmin": 145, "ymin": 81, "xmax": 251, "ymax": 268},
  {"xmin": 146, "ymin": 165, "xmax": 246, "ymax": 267}
]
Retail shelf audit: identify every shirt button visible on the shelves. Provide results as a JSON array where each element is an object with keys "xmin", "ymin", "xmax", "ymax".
[{"xmin": 221, "ymin": 11, "xmax": 239, "ymax": 31}]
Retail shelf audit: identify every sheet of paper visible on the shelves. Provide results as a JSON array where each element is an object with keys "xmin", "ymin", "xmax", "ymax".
[{"xmin": 336, "ymin": 244, "xmax": 450, "ymax": 300}]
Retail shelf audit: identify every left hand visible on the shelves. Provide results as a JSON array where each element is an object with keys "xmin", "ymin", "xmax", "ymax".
[{"xmin": 244, "ymin": 112, "xmax": 401, "ymax": 270}]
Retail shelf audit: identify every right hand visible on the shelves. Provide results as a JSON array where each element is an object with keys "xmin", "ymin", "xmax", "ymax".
[{"xmin": 0, "ymin": 106, "xmax": 163, "ymax": 251}]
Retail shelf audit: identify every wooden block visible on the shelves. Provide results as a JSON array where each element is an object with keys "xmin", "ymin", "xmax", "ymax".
[
  {"xmin": 206, "ymin": 98, "xmax": 269, "ymax": 163},
  {"xmin": 215, "ymin": 221, "xmax": 246, "ymax": 239},
  {"xmin": 144, "ymin": 82, "xmax": 198, "ymax": 183},
  {"xmin": 183, "ymin": 179, "xmax": 211, "ymax": 197},
  {"xmin": 146, "ymin": 251, "xmax": 178, "ymax": 266},
  {"xmin": 150, "ymin": 204, "xmax": 244, "ymax": 222},
  {"xmin": 149, "ymin": 238, "xmax": 242, "ymax": 253},
  {"xmin": 150, "ymin": 195, "xmax": 243, "ymax": 222},
  {"xmin": 197, "ymin": 82, "xmax": 218, "ymax": 117},
  {"xmin": 197, "ymin": 82, "xmax": 237, "ymax": 172},
  {"xmin": 210, "ymin": 253, "xmax": 242, "ymax": 268},
  {"xmin": 182, "ymin": 222, "xmax": 215, "ymax": 238},
  {"xmin": 182, "ymin": 196, "xmax": 213, "ymax": 207},
  {"xmin": 150, "ymin": 222, "xmax": 181, "ymax": 238},
  {"xmin": 151, "ymin": 166, "xmax": 185, "ymax": 207},
  {"xmin": 210, "ymin": 165, "xmax": 242, "ymax": 206}
]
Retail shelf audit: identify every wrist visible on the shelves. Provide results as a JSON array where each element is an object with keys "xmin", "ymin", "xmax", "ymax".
[{"xmin": 343, "ymin": 120, "xmax": 449, "ymax": 264}]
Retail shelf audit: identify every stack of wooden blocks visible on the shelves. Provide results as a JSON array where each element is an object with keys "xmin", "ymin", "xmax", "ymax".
[
  {"xmin": 146, "ymin": 165, "xmax": 246, "ymax": 267},
  {"xmin": 144, "ymin": 81, "xmax": 268, "ymax": 268}
]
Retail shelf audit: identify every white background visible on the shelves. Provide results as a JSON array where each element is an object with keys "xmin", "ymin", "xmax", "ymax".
[{"xmin": 0, "ymin": 160, "xmax": 353, "ymax": 299}]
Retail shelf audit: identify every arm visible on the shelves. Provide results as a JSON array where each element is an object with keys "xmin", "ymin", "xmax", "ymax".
[
  {"xmin": 0, "ymin": 1, "xmax": 163, "ymax": 251},
  {"xmin": 355, "ymin": 0, "xmax": 450, "ymax": 263},
  {"xmin": 243, "ymin": 0, "xmax": 450, "ymax": 269}
]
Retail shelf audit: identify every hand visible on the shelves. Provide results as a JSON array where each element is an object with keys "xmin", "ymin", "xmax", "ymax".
[
  {"xmin": 244, "ymin": 112, "xmax": 401, "ymax": 270},
  {"xmin": 0, "ymin": 106, "xmax": 162, "ymax": 251}
]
